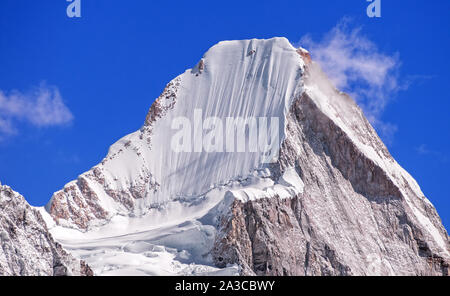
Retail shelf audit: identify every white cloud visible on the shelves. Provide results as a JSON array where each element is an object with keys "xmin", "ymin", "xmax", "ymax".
[
  {"xmin": 299, "ymin": 19, "xmax": 405, "ymax": 140},
  {"xmin": 415, "ymin": 144, "xmax": 448, "ymax": 162},
  {"xmin": 0, "ymin": 83, "xmax": 74, "ymax": 136},
  {"xmin": 416, "ymin": 144, "xmax": 431, "ymax": 155}
]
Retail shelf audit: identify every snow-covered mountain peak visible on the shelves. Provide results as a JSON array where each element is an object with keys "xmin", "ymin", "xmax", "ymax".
[
  {"xmin": 40, "ymin": 38, "xmax": 449, "ymax": 276},
  {"xmin": 46, "ymin": 37, "xmax": 310, "ymax": 230}
]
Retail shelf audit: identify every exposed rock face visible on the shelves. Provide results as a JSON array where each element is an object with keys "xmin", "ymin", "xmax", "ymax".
[
  {"xmin": 0, "ymin": 185, "xmax": 93, "ymax": 276},
  {"xmin": 213, "ymin": 196, "xmax": 353, "ymax": 276},
  {"xmin": 211, "ymin": 64, "xmax": 450, "ymax": 276}
]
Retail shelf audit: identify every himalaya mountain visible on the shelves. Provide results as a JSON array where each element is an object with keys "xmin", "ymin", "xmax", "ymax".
[{"xmin": 1, "ymin": 38, "xmax": 449, "ymax": 276}]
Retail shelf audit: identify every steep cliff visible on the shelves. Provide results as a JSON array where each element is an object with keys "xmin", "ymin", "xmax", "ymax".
[{"xmin": 212, "ymin": 64, "xmax": 450, "ymax": 275}]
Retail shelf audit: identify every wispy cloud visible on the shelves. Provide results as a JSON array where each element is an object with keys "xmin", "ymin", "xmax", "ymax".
[
  {"xmin": 299, "ymin": 18, "xmax": 405, "ymax": 141},
  {"xmin": 0, "ymin": 83, "xmax": 74, "ymax": 137},
  {"xmin": 415, "ymin": 144, "xmax": 448, "ymax": 162}
]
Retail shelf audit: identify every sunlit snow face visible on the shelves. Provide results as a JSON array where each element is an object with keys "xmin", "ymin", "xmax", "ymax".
[{"xmin": 170, "ymin": 108, "xmax": 280, "ymax": 164}]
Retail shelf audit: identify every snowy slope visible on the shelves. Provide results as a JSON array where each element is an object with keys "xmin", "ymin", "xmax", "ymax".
[
  {"xmin": 46, "ymin": 38, "xmax": 306, "ymax": 231},
  {"xmin": 41, "ymin": 166, "xmax": 305, "ymax": 275}
]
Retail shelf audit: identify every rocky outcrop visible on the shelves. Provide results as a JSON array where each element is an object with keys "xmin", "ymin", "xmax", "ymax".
[
  {"xmin": 0, "ymin": 185, "xmax": 93, "ymax": 276},
  {"xmin": 213, "ymin": 196, "xmax": 353, "ymax": 276}
]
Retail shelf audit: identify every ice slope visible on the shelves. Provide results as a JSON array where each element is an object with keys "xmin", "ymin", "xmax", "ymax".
[
  {"xmin": 46, "ymin": 37, "xmax": 307, "ymax": 229},
  {"xmin": 42, "ymin": 215, "xmax": 239, "ymax": 276},
  {"xmin": 106, "ymin": 38, "xmax": 304, "ymax": 206}
]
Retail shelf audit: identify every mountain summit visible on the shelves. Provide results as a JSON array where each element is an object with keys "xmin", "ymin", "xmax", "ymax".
[{"xmin": 13, "ymin": 37, "xmax": 449, "ymax": 275}]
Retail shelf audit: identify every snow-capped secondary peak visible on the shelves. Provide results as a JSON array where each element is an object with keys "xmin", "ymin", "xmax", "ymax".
[
  {"xmin": 42, "ymin": 38, "xmax": 449, "ymax": 276},
  {"xmin": 0, "ymin": 185, "xmax": 92, "ymax": 276}
]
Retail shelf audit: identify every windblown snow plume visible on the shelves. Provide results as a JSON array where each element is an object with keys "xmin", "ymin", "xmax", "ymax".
[{"xmin": 300, "ymin": 20, "xmax": 403, "ymax": 139}]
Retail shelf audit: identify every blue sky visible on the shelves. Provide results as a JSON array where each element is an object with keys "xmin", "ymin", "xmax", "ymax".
[{"xmin": 0, "ymin": 0, "xmax": 449, "ymax": 229}]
